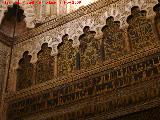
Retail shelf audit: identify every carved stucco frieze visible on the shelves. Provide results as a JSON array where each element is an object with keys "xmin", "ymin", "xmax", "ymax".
[
  {"xmin": 7, "ymin": 0, "xmax": 159, "ymax": 92},
  {"xmin": 5, "ymin": 68, "xmax": 160, "ymax": 119},
  {"xmin": 5, "ymin": 45, "xmax": 160, "ymax": 101},
  {"xmin": 15, "ymin": 0, "xmax": 158, "ymax": 42}
]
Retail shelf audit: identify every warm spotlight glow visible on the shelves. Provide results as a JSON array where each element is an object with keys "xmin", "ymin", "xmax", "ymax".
[
  {"xmin": 81, "ymin": 0, "xmax": 92, "ymax": 6},
  {"xmin": 73, "ymin": 0, "xmax": 97, "ymax": 10}
]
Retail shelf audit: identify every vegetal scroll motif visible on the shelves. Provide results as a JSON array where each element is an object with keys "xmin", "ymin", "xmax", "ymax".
[
  {"xmin": 79, "ymin": 26, "xmax": 99, "ymax": 69},
  {"xmin": 101, "ymin": 16, "xmax": 125, "ymax": 61},
  {"xmin": 35, "ymin": 43, "xmax": 54, "ymax": 84},
  {"xmin": 57, "ymin": 34, "xmax": 76, "ymax": 76},
  {"xmin": 127, "ymin": 6, "xmax": 156, "ymax": 51}
]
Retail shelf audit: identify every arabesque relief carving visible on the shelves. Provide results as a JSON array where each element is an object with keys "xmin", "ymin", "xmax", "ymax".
[
  {"xmin": 78, "ymin": 26, "xmax": 100, "ymax": 70},
  {"xmin": 16, "ymin": 51, "xmax": 34, "ymax": 90},
  {"xmin": 9, "ymin": 52, "xmax": 160, "ymax": 119},
  {"xmin": 35, "ymin": 43, "xmax": 54, "ymax": 84},
  {"xmin": 57, "ymin": 34, "xmax": 76, "ymax": 76},
  {"xmin": 127, "ymin": 6, "xmax": 157, "ymax": 51},
  {"xmin": 5, "ymin": 1, "xmax": 160, "ymax": 120},
  {"xmin": 14, "ymin": 4, "xmax": 160, "ymax": 90},
  {"xmin": 101, "ymin": 16, "xmax": 126, "ymax": 61}
]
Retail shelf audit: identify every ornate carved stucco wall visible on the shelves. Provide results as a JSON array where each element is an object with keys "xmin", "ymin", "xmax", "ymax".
[
  {"xmin": 0, "ymin": 41, "xmax": 10, "ymax": 96},
  {"xmin": 7, "ymin": 0, "xmax": 158, "ymax": 92},
  {"xmin": 0, "ymin": 41, "xmax": 10, "ymax": 119},
  {"xmin": 2, "ymin": 0, "xmax": 160, "ymax": 119}
]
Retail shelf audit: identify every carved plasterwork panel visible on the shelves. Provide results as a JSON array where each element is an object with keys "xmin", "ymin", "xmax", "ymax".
[
  {"xmin": 127, "ymin": 6, "xmax": 157, "ymax": 51},
  {"xmin": 101, "ymin": 17, "xmax": 126, "ymax": 61},
  {"xmin": 35, "ymin": 43, "xmax": 54, "ymax": 84},
  {"xmin": 78, "ymin": 26, "xmax": 100, "ymax": 70},
  {"xmin": 0, "ymin": 50, "xmax": 7, "ymax": 97},
  {"xmin": 5, "ymin": 51, "xmax": 160, "ymax": 119},
  {"xmin": 0, "ymin": 42, "xmax": 10, "ymax": 100},
  {"xmin": 57, "ymin": 34, "xmax": 76, "ymax": 76},
  {"xmin": 7, "ymin": 0, "xmax": 159, "ymax": 92}
]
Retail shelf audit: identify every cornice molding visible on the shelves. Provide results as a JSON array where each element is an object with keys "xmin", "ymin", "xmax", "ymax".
[{"xmin": 15, "ymin": 0, "xmax": 120, "ymax": 44}]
